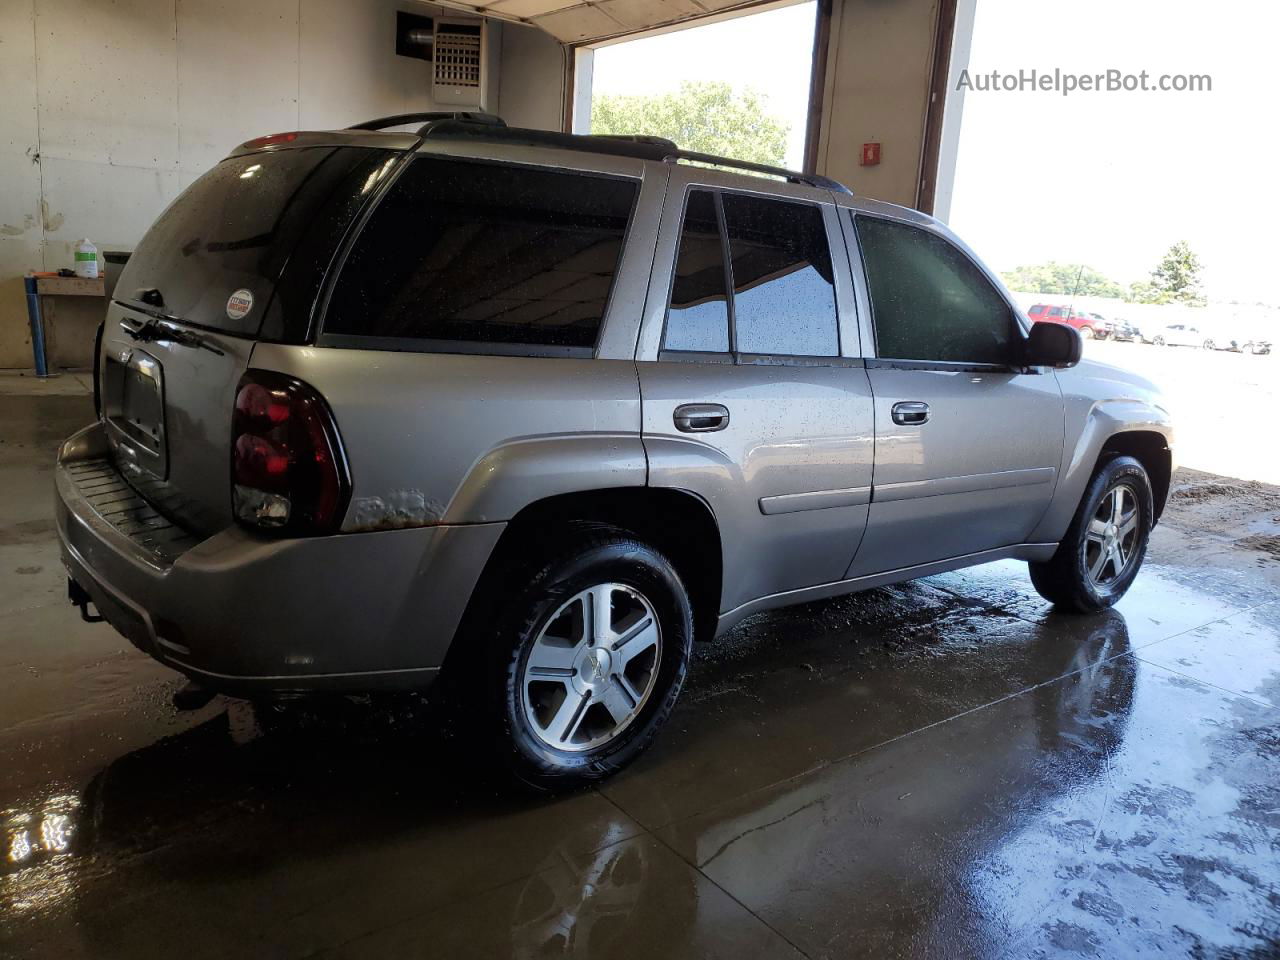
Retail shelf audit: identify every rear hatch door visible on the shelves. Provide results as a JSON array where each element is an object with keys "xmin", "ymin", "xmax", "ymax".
[{"xmin": 101, "ymin": 141, "xmax": 406, "ymax": 535}]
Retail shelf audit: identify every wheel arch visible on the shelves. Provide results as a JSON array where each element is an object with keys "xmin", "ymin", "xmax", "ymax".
[
  {"xmin": 1030, "ymin": 398, "xmax": 1173, "ymax": 542},
  {"xmin": 453, "ymin": 486, "xmax": 724, "ymax": 654},
  {"xmin": 1098, "ymin": 430, "xmax": 1172, "ymax": 522}
]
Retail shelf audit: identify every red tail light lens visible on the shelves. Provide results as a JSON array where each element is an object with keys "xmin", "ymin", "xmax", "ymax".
[
  {"xmin": 231, "ymin": 372, "xmax": 349, "ymax": 534},
  {"xmin": 241, "ymin": 131, "xmax": 300, "ymax": 150}
]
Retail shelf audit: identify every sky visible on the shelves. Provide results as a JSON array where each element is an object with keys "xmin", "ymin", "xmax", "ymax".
[
  {"xmin": 589, "ymin": 3, "xmax": 816, "ymax": 170},
  {"xmin": 589, "ymin": 0, "xmax": 1279, "ymax": 306},
  {"xmin": 948, "ymin": 0, "xmax": 1280, "ymax": 305}
]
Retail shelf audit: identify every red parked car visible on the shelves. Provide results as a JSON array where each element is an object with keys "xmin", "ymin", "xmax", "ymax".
[{"xmin": 1027, "ymin": 304, "xmax": 1105, "ymax": 339}]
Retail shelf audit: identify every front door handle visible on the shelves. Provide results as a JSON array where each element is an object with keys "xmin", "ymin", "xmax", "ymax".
[
  {"xmin": 891, "ymin": 401, "xmax": 930, "ymax": 425},
  {"xmin": 674, "ymin": 403, "xmax": 730, "ymax": 433}
]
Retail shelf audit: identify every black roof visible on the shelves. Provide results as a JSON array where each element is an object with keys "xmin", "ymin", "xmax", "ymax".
[{"xmin": 347, "ymin": 112, "xmax": 851, "ymax": 195}]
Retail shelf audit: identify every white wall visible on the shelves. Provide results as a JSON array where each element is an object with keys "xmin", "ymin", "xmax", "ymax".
[{"xmin": 0, "ymin": 0, "xmax": 564, "ymax": 368}]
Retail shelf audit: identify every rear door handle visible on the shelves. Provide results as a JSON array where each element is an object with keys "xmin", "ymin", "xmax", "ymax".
[
  {"xmin": 891, "ymin": 401, "xmax": 930, "ymax": 425},
  {"xmin": 674, "ymin": 403, "xmax": 730, "ymax": 433}
]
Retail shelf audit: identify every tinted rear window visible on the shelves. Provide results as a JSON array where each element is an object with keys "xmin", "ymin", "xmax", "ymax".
[
  {"xmin": 323, "ymin": 158, "xmax": 638, "ymax": 352},
  {"xmin": 721, "ymin": 193, "xmax": 838, "ymax": 357},
  {"xmin": 117, "ymin": 146, "xmax": 396, "ymax": 336}
]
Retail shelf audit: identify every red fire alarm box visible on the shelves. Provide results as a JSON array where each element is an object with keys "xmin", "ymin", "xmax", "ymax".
[{"xmin": 861, "ymin": 142, "xmax": 881, "ymax": 166}]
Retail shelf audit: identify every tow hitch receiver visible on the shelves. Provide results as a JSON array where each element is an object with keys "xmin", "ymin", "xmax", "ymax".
[{"xmin": 67, "ymin": 577, "xmax": 105, "ymax": 624}]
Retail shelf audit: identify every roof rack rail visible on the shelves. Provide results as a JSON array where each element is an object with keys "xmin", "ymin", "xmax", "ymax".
[
  {"xmin": 409, "ymin": 121, "xmax": 853, "ymax": 195},
  {"xmin": 594, "ymin": 134, "xmax": 679, "ymax": 151},
  {"xmin": 348, "ymin": 112, "xmax": 506, "ymax": 132},
  {"xmin": 663, "ymin": 150, "xmax": 851, "ymax": 195}
]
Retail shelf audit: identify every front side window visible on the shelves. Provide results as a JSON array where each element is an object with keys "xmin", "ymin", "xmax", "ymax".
[
  {"xmin": 325, "ymin": 158, "xmax": 637, "ymax": 350},
  {"xmin": 664, "ymin": 190, "xmax": 730, "ymax": 353},
  {"xmin": 855, "ymin": 215, "xmax": 1016, "ymax": 365},
  {"xmin": 722, "ymin": 194, "xmax": 839, "ymax": 356}
]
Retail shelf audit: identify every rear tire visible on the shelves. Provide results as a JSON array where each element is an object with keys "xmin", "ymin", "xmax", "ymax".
[
  {"xmin": 484, "ymin": 526, "xmax": 693, "ymax": 791},
  {"xmin": 1079, "ymin": 326, "xmax": 1095, "ymax": 340},
  {"xmin": 1029, "ymin": 456, "xmax": 1153, "ymax": 613},
  {"xmin": 1202, "ymin": 339, "xmax": 1216, "ymax": 350},
  {"xmin": 1152, "ymin": 335, "xmax": 1166, "ymax": 346}
]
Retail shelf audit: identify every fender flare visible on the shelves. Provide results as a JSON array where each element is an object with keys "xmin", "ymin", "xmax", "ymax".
[
  {"xmin": 442, "ymin": 433, "xmax": 648, "ymax": 525},
  {"xmin": 1029, "ymin": 398, "xmax": 1173, "ymax": 544}
]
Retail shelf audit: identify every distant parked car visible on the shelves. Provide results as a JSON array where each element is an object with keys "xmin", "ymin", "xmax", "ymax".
[
  {"xmin": 1239, "ymin": 337, "xmax": 1271, "ymax": 355},
  {"xmin": 1104, "ymin": 317, "xmax": 1142, "ymax": 342},
  {"xmin": 1212, "ymin": 325, "xmax": 1272, "ymax": 355},
  {"xmin": 1086, "ymin": 313, "xmax": 1117, "ymax": 339},
  {"xmin": 1150, "ymin": 323, "xmax": 1207, "ymax": 347},
  {"xmin": 1028, "ymin": 304, "xmax": 1103, "ymax": 339}
]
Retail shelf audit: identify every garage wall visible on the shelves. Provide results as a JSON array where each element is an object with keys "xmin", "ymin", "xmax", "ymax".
[
  {"xmin": 814, "ymin": 0, "xmax": 939, "ymax": 207},
  {"xmin": 0, "ymin": 0, "xmax": 564, "ymax": 369}
]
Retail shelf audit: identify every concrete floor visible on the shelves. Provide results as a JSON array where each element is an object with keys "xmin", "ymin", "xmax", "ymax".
[{"xmin": 3, "ymin": 375, "xmax": 1279, "ymax": 959}]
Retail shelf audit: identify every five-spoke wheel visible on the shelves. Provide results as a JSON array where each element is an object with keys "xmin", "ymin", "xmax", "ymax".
[
  {"xmin": 522, "ymin": 583, "xmax": 662, "ymax": 752},
  {"xmin": 1029, "ymin": 455, "xmax": 1153, "ymax": 612},
  {"xmin": 487, "ymin": 527, "xmax": 693, "ymax": 789},
  {"xmin": 1083, "ymin": 484, "xmax": 1140, "ymax": 587}
]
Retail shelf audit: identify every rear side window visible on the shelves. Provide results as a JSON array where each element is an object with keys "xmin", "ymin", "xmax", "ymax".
[
  {"xmin": 664, "ymin": 190, "xmax": 730, "ymax": 353},
  {"xmin": 117, "ymin": 146, "xmax": 393, "ymax": 336},
  {"xmin": 324, "ymin": 158, "xmax": 638, "ymax": 352},
  {"xmin": 722, "ymin": 194, "xmax": 838, "ymax": 357},
  {"xmin": 855, "ymin": 215, "xmax": 1016, "ymax": 365},
  {"xmin": 662, "ymin": 190, "xmax": 839, "ymax": 358}
]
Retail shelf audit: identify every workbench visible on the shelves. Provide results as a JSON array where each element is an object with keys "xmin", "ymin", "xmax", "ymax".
[{"xmin": 23, "ymin": 275, "xmax": 106, "ymax": 375}]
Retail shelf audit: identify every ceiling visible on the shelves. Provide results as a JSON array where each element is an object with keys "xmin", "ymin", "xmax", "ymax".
[{"xmin": 438, "ymin": 0, "xmax": 769, "ymax": 45}]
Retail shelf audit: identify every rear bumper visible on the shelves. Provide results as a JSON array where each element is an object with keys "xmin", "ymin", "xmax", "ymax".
[{"xmin": 56, "ymin": 422, "xmax": 504, "ymax": 694}]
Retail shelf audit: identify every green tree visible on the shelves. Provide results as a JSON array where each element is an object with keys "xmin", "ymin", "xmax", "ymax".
[
  {"xmin": 591, "ymin": 81, "xmax": 789, "ymax": 167},
  {"xmin": 1128, "ymin": 241, "xmax": 1205, "ymax": 305},
  {"xmin": 1000, "ymin": 262, "xmax": 1124, "ymax": 298}
]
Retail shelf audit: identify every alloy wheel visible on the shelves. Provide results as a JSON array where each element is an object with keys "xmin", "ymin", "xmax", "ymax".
[
  {"xmin": 521, "ymin": 583, "xmax": 662, "ymax": 752},
  {"xmin": 1083, "ymin": 483, "xmax": 1141, "ymax": 588}
]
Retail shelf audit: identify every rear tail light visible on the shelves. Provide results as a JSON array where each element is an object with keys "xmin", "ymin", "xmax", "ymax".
[
  {"xmin": 231, "ymin": 371, "xmax": 350, "ymax": 534},
  {"xmin": 240, "ymin": 131, "xmax": 300, "ymax": 150}
]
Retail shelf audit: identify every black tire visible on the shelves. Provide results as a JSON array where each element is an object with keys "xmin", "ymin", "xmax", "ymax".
[
  {"xmin": 487, "ymin": 526, "xmax": 693, "ymax": 791},
  {"xmin": 1029, "ymin": 455, "xmax": 1153, "ymax": 613},
  {"xmin": 1152, "ymin": 336, "xmax": 1166, "ymax": 346}
]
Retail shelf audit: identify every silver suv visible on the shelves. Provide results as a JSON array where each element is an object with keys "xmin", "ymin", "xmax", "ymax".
[{"xmin": 56, "ymin": 113, "xmax": 1173, "ymax": 787}]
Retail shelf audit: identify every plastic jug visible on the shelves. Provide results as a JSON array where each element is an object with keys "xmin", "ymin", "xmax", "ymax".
[{"xmin": 74, "ymin": 238, "xmax": 99, "ymax": 279}]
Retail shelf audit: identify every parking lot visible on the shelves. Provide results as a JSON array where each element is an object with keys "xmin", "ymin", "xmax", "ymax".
[
  {"xmin": 2, "ymin": 371, "xmax": 1278, "ymax": 959},
  {"xmin": 1083, "ymin": 338, "xmax": 1279, "ymax": 484}
]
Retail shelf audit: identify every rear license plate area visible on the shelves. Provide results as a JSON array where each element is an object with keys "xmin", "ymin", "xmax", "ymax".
[{"xmin": 103, "ymin": 348, "xmax": 167, "ymax": 478}]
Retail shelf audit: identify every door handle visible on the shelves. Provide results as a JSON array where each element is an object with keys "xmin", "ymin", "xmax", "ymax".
[
  {"xmin": 674, "ymin": 403, "xmax": 730, "ymax": 433},
  {"xmin": 891, "ymin": 401, "xmax": 930, "ymax": 425}
]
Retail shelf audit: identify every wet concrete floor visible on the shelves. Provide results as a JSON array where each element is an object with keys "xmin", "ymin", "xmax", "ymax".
[{"xmin": 2, "ymin": 378, "xmax": 1279, "ymax": 958}]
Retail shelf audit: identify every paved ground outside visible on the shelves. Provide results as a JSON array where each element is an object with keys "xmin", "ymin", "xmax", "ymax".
[
  {"xmin": 1, "ymin": 371, "xmax": 1278, "ymax": 958},
  {"xmin": 1083, "ymin": 338, "xmax": 1279, "ymax": 484}
]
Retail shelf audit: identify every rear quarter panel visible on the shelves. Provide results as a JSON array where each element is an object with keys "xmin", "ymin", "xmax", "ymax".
[{"xmin": 246, "ymin": 345, "xmax": 645, "ymax": 529}]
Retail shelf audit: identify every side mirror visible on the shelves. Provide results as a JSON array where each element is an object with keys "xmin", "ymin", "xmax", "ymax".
[{"xmin": 1023, "ymin": 321, "xmax": 1082, "ymax": 368}]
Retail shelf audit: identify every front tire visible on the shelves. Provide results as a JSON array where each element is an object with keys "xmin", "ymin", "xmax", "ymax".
[
  {"xmin": 1079, "ymin": 326, "xmax": 1095, "ymax": 340},
  {"xmin": 1029, "ymin": 456, "xmax": 1153, "ymax": 613},
  {"xmin": 1202, "ymin": 338, "xmax": 1216, "ymax": 350},
  {"xmin": 489, "ymin": 528, "xmax": 693, "ymax": 790}
]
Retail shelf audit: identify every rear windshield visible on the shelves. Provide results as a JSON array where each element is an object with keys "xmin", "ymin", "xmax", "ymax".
[
  {"xmin": 323, "ymin": 158, "xmax": 639, "ymax": 354},
  {"xmin": 116, "ymin": 146, "xmax": 397, "ymax": 336}
]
